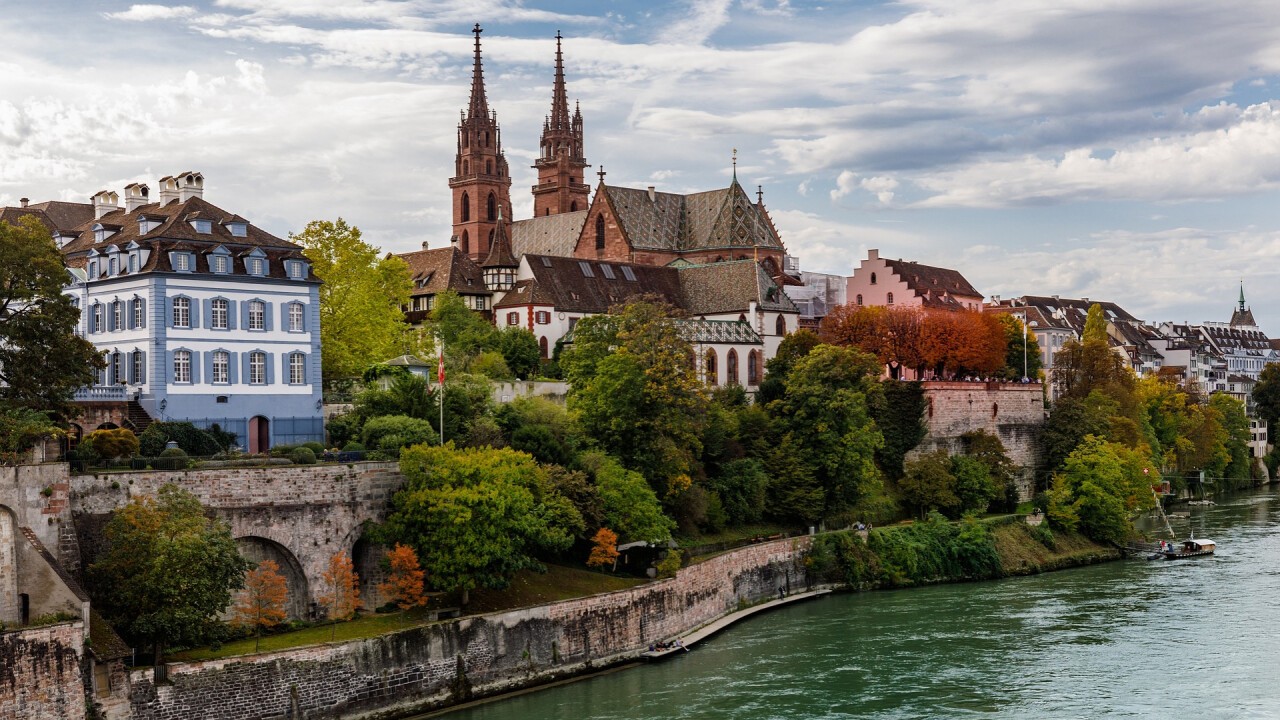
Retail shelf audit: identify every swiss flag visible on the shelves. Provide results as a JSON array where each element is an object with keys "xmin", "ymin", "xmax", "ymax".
[{"xmin": 437, "ymin": 350, "xmax": 446, "ymax": 386}]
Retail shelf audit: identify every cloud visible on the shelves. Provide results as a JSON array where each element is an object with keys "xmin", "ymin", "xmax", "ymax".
[
  {"xmin": 770, "ymin": 208, "xmax": 924, "ymax": 276},
  {"xmin": 859, "ymin": 175, "xmax": 898, "ymax": 204},
  {"xmin": 105, "ymin": 4, "xmax": 197, "ymax": 21},
  {"xmin": 830, "ymin": 170, "xmax": 858, "ymax": 200}
]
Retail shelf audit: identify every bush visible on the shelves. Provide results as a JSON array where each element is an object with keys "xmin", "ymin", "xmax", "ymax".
[
  {"xmin": 269, "ymin": 444, "xmax": 298, "ymax": 458},
  {"xmin": 655, "ymin": 550, "xmax": 682, "ymax": 579},
  {"xmin": 138, "ymin": 422, "xmax": 221, "ymax": 457},
  {"xmin": 361, "ymin": 415, "xmax": 436, "ymax": 451},
  {"xmin": 326, "ymin": 413, "xmax": 363, "ymax": 448},
  {"xmin": 290, "ymin": 447, "xmax": 318, "ymax": 465},
  {"xmin": 153, "ymin": 447, "xmax": 189, "ymax": 471},
  {"xmin": 302, "ymin": 441, "xmax": 325, "ymax": 454},
  {"xmin": 84, "ymin": 428, "xmax": 139, "ymax": 459},
  {"xmin": 342, "ymin": 441, "xmax": 366, "ymax": 453},
  {"xmin": 470, "ymin": 351, "xmax": 513, "ymax": 380}
]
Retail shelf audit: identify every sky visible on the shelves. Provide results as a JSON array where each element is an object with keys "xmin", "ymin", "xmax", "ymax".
[{"xmin": 4, "ymin": 0, "xmax": 1280, "ymax": 332}]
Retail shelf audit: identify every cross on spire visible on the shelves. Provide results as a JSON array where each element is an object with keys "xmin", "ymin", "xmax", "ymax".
[
  {"xmin": 757, "ymin": 185, "xmax": 763, "ymax": 204},
  {"xmin": 597, "ymin": 166, "xmax": 606, "ymax": 183},
  {"xmin": 467, "ymin": 24, "xmax": 489, "ymax": 119}
]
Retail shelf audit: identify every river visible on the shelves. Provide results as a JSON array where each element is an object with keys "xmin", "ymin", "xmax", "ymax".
[{"xmin": 431, "ymin": 487, "xmax": 1280, "ymax": 719}]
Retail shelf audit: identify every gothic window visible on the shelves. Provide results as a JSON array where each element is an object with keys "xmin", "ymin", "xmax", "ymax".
[
  {"xmin": 595, "ymin": 214, "xmax": 605, "ymax": 250},
  {"xmin": 462, "ymin": 193, "xmax": 470, "ymax": 221},
  {"xmin": 461, "ymin": 231, "xmax": 469, "ymax": 255},
  {"xmin": 570, "ymin": 201, "xmax": 578, "ymax": 212},
  {"xmin": 887, "ymin": 292, "xmax": 894, "ymax": 305},
  {"xmin": 539, "ymin": 336, "xmax": 549, "ymax": 359},
  {"xmin": 463, "ymin": 131, "xmax": 469, "ymax": 148},
  {"xmin": 748, "ymin": 350, "xmax": 760, "ymax": 386},
  {"xmin": 486, "ymin": 159, "xmax": 493, "ymax": 175},
  {"xmin": 870, "ymin": 272, "xmax": 877, "ymax": 285},
  {"xmin": 463, "ymin": 160, "xmax": 469, "ymax": 174},
  {"xmin": 484, "ymin": 131, "xmax": 490, "ymax": 147},
  {"xmin": 487, "ymin": 193, "xmax": 497, "ymax": 221},
  {"xmin": 775, "ymin": 315, "xmax": 786, "ymax": 336},
  {"xmin": 726, "ymin": 349, "xmax": 739, "ymax": 386},
  {"xmin": 704, "ymin": 349, "xmax": 718, "ymax": 385}
]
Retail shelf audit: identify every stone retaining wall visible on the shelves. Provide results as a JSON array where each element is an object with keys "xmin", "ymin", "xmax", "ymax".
[
  {"xmin": 0, "ymin": 621, "xmax": 86, "ymax": 720},
  {"xmin": 127, "ymin": 536, "xmax": 811, "ymax": 720}
]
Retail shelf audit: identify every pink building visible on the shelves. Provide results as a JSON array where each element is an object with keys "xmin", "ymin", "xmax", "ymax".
[{"xmin": 846, "ymin": 249, "xmax": 984, "ymax": 313}]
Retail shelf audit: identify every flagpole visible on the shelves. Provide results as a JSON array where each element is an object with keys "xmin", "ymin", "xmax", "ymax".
[{"xmin": 438, "ymin": 337, "xmax": 445, "ymax": 445}]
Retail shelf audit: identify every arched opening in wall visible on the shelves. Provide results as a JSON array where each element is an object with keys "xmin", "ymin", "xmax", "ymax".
[
  {"xmin": 96, "ymin": 422, "xmax": 118, "ymax": 431},
  {"xmin": 460, "ymin": 231, "xmax": 470, "ymax": 255},
  {"xmin": 63, "ymin": 424, "xmax": 83, "ymax": 457},
  {"xmin": 992, "ymin": 402, "xmax": 999, "ymax": 419},
  {"xmin": 748, "ymin": 350, "xmax": 761, "ymax": 386},
  {"xmin": 539, "ymin": 336, "xmax": 549, "ymax": 359},
  {"xmin": 856, "ymin": 294, "xmax": 863, "ymax": 306},
  {"xmin": 570, "ymin": 200, "xmax": 578, "ymax": 212},
  {"xmin": 461, "ymin": 192, "xmax": 470, "ymax": 221},
  {"xmin": 887, "ymin": 292, "xmax": 894, "ymax": 305},
  {"xmin": 726, "ymin": 349, "xmax": 739, "ymax": 385},
  {"xmin": 487, "ymin": 193, "xmax": 497, "ymax": 221},
  {"xmin": 486, "ymin": 159, "xmax": 493, "ymax": 175},
  {"xmin": 235, "ymin": 536, "xmax": 309, "ymax": 620},
  {"xmin": 595, "ymin": 214, "xmax": 605, "ymax": 250},
  {"xmin": 248, "ymin": 416, "xmax": 270, "ymax": 454},
  {"xmin": 352, "ymin": 535, "xmax": 388, "ymax": 612},
  {"xmin": 463, "ymin": 160, "xmax": 469, "ymax": 175},
  {"xmin": 870, "ymin": 272, "xmax": 877, "ymax": 285},
  {"xmin": 775, "ymin": 315, "xmax": 786, "ymax": 336},
  {"xmin": 704, "ymin": 348, "xmax": 718, "ymax": 385},
  {"xmin": 0, "ymin": 505, "xmax": 18, "ymax": 625}
]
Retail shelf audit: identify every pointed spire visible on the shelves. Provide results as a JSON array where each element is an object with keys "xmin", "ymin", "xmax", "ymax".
[
  {"xmin": 467, "ymin": 24, "xmax": 489, "ymax": 120},
  {"xmin": 1239, "ymin": 280, "xmax": 1246, "ymax": 311},
  {"xmin": 549, "ymin": 30, "xmax": 571, "ymax": 130},
  {"xmin": 732, "ymin": 148, "xmax": 738, "ymax": 182},
  {"xmin": 482, "ymin": 204, "xmax": 518, "ymax": 270}
]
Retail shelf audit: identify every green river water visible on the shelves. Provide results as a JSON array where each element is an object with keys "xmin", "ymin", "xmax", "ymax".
[{"xmin": 433, "ymin": 487, "xmax": 1280, "ymax": 719}]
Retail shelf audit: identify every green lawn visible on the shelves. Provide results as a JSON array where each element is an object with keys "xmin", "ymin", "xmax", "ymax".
[{"xmin": 169, "ymin": 564, "xmax": 646, "ymax": 662}]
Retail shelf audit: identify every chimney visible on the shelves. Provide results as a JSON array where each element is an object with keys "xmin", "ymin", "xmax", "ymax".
[
  {"xmin": 1082, "ymin": 297, "xmax": 1090, "ymax": 304},
  {"xmin": 647, "ymin": 186, "xmax": 656, "ymax": 201},
  {"xmin": 123, "ymin": 183, "xmax": 150, "ymax": 213},
  {"xmin": 177, "ymin": 171, "xmax": 204, "ymax": 202},
  {"xmin": 91, "ymin": 190, "xmax": 119, "ymax": 220},
  {"xmin": 868, "ymin": 248, "xmax": 879, "ymax": 261},
  {"xmin": 1052, "ymin": 294, "xmax": 1059, "ymax": 302},
  {"xmin": 421, "ymin": 241, "xmax": 429, "ymax": 250},
  {"xmin": 19, "ymin": 198, "xmax": 28, "ymax": 208},
  {"xmin": 158, "ymin": 176, "xmax": 180, "ymax": 205}
]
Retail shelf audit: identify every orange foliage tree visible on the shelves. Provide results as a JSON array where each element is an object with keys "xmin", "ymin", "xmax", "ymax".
[
  {"xmin": 230, "ymin": 559, "xmax": 289, "ymax": 652},
  {"xmin": 586, "ymin": 528, "xmax": 620, "ymax": 570},
  {"xmin": 320, "ymin": 552, "xmax": 360, "ymax": 638},
  {"xmin": 824, "ymin": 304, "xmax": 1005, "ymax": 379},
  {"xmin": 378, "ymin": 543, "xmax": 427, "ymax": 611}
]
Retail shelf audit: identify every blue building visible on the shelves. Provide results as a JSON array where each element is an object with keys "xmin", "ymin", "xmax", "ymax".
[{"xmin": 40, "ymin": 171, "xmax": 323, "ymax": 452}]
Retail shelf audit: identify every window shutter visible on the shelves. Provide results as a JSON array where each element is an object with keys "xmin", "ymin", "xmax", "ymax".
[
  {"xmin": 189, "ymin": 351, "xmax": 201, "ymax": 384},
  {"xmin": 228, "ymin": 352, "xmax": 238, "ymax": 384},
  {"xmin": 204, "ymin": 352, "xmax": 214, "ymax": 384},
  {"xmin": 137, "ymin": 298, "xmax": 146, "ymax": 329},
  {"xmin": 203, "ymin": 299, "xmax": 213, "ymax": 329},
  {"xmin": 166, "ymin": 350, "xmax": 175, "ymax": 384},
  {"xmin": 189, "ymin": 299, "xmax": 200, "ymax": 329},
  {"xmin": 240, "ymin": 301, "xmax": 249, "ymax": 330},
  {"xmin": 263, "ymin": 302, "xmax": 274, "ymax": 332},
  {"xmin": 265, "ymin": 353, "xmax": 275, "ymax": 385},
  {"xmin": 138, "ymin": 350, "xmax": 146, "ymax": 384},
  {"xmin": 280, "ymin": 303, "xmax": 289, "ymax": 331},
  {"xmin": 242, "ymin": 353, "xmax": 251, "ymax": 384},
  {"xmin": 126, "ymin": 300, "xmax": 134, "ymax": 330}
]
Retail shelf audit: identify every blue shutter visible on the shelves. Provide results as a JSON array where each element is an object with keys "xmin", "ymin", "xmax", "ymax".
[
  {"xmin": 204, "ymin": 352, "xmax": 214, "ymax": 384},
  {"xmin": 239, "ymin": 301, "xmax": 249, "ymax": 331},
  {"xmin": 265, "ymin": 353, "xmax": 275, "ymax": 385},
  {"xmin": 189, "ymin": 351, "xmax": 201, "ymax": 384},
  {"xmin": 203, "ymin": 299, "xmax": 213, "ymax": 329},
  {"xmin": 138, "ymin": 350, "xmax": 146, "ymax": 384},
  {"xmin": 227, "ymin": 301, "xmax": 237, "ymax": 330},
  {"xmin": 263, "ymin": 302, "xmax": 274, "ymax": 332},
  {"xmin": 166, "ymin": 297, "xmax": 174, "ymax": 328},
  {"xmin": 228, "ymin": 352, "xmax": 238, "ymax": 384},
  {"xmin": 242, "ymin": 352, "xmax": 252, "ymax": 384},
  {"xmin": 188, "ymin": 298, "xmax": 200, "ymax": 329},
  {"xmin": 136, "ymin": 298, "xmax": 145, "ymax": 329},
  {"xmin": 280, "ymin": 303, "xmax": 289, "ymax": 331},
  {"xmin": 125, "ymin": 301, "xmax": 133, "ymax": 330},
  {"xmin": 165, "ymin": 350, "xmax": 174, "ymax": 384}
]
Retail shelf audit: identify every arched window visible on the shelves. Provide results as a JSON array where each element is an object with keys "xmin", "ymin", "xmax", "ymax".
[
  {"xmin": 486, "ymin": 159, "xmax": 493, "ymax": 175},
  {"xmin": 539, "ymin": 336, "xmax": 549, "ymax": 359},
  {"xmin": 487, "ymin": 193, "xmax": 497, "ymax": 221},
  {"xmin": 726, "ymin": 349, "xmax": 739, "ymax": 386},
  {"xmin": 545, "ymin": 208, "xmax": 550, "ymax": 216},
  {"xmin": 460, "ymin": 231, "xmax": 469, "ymax": 255},
  {"xmin": 705, "ymin": 349, "xmax": 718, "ymax": 385},
  {"xmin": 463, "ymin": 131, "xmax": 469, "ymax": 148},
  {"xmin": 463, "ymin": 160, "xmax": 469, "ymax": 175},
  {"xmin": 570, "ymin": 200, "xmax": 578, "ymax": 212},
  {"xmin": 775, "ymin": 315, "xmax": 786, "ymax": 336},
  {"xmin": 992, "ymin": 403, "xmax": 999, "ymax": 419},
  {"xmin": 887, "ymin": 292, "xmax": 894, "ymax": 305},
  {"xmin": 870, "ymin": 272, "xmax": 877, "ymax": 285},
  {"xmin": 738, "ymin": 313, "xmax": 746, "ymax": 323},
  {"xmin": 461, "ymin": 192, "xmax": 470, "ymax": 222},
  {"xmin": 595, "ymin": 214, "xmax": 605, "ymax": 250},
  {"xmin": 856, "ymin": 294, "xmax": 863, "ymax": 306},
  {"xmin": 483, "ymin": 131, "xmax": 489, "ymax": 146},
  {"xmin": 748, "ymin": 350, "xmax": 760, "ymax": 386}
]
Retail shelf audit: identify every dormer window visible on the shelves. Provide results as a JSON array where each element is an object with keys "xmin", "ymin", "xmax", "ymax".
[
  {"xmin": 128, "ymin": 254, "xmax": 138, "ymax": 273},
  {"xmin": 109, "ymin": 257, "xmax": 118, "ymax": 276},
  {"xmin": 93, "ymin": 224, "xmax": 114, "ymax": 243},
  {"xmin": 173, "ymin": 252, "xmax": 191, "ymax": 272},
  {"xmin": 288, "ymin": 261, "xmax": 306, "ymax": 279},
  {"xmin": 226, "ymin": 222, "xmax": 248, "ymax": 237},
  {"xmin": 88, "ymin": 260, "xmax": 98, "ymax": 278},
  {"xmin": 248, "ymin": 257, "xmax": 265, "ymax": 276},
  {"xmin": 191, "ymin": 219, "xmax": 212, "ymax": 234},
  {"xmin": 139, "ymin": 217, "xmax": 158, "ymax": 234},
  {"xmin": 212, "ymin": 254, "xmax": 228, "ymax": 273}
]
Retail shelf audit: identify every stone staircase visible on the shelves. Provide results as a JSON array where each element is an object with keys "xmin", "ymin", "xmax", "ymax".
[{"xmin": 125, "ymin": 400, "xmax": 153, "ymax": 434}]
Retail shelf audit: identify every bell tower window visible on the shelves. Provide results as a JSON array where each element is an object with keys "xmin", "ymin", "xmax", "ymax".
[
  {"xmin": 487, "ymin": 193, "xmax": 497, "ymax": 221},
  {"xmin": 461, "ymin": 193, "xmax": 471, "ymax": 222},
  {"xmin": 595, "ymin": 214, "xmax": 605, "ymax": 250}
]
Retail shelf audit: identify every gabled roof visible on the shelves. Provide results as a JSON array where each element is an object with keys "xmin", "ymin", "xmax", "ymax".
[
  {"xmin": 59, "ymin": 195, "xmax": 295, "ymax": 255},
  {"xmin": 600, "ymin": 181, "xmax": 784, "ymax": 253},
  {"xmin": 678, "ymin": 260, "xmax": 798, "ymax": 315},
  {"xmin": 27, "ymin": 200, "xmax": 93, "ymax": 233},
  {"xmin": 0, "ymin": 206, "xmax": 58, "ymax": 232},
  {"xmin": 495, "ymin": 255, "xmax": 683, "ymax": 313},
  {"xmin": 883, "ymin": 258, "xmax": 983, "ymax": 301},
  {"xmin": 510, "ymin": 210, "xmax": 587, "ymax": 258},
  {"xmin": 398, "ymin": 246, "xmax": 488, "ymax": 296}
]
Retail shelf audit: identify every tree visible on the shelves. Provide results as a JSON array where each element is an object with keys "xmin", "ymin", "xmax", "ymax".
[
  {"xmin": 960, "ymin": 430, "xmax": 1020, "ymax": 512},
  {"xmin": 0, "ymin": 408, "xmax": 62, "ymax": 465},
  {"xmin": 869, "ymin": 380, "xmax": 928, "ymax": 480},
  {"xmin": 758, "ymin": 328, "xmax": 822, "ymax": 404},
  {"xmin": 771, "ymin": 344, "xmax": 885, "ymax": 522},
  {"xmin": 291, "ymin": 218, "xmax": 412, "ymax": 380},
  {"xmin": 898, "ymin": 450, "xmax": 959, "ymax": 519},
  {"xmin": 231, "ymin": 559, "xmax": 289, "ymax": 652},
  {"xmin": 320, "ymin": 552, "xmax": 361, "ymax": 638},
  {"xmin": 1253, "ymin": 363, "xmax": 1280, "ymax": 432},
  {"xmin": 1047, "ymin": 436, "xmax": 1153, "ymax": 545},
  {"xmin": 430, "ymin": 290, "xmax": 498, "ymax": 360},
  {"xmin": 381, "ymin": 444, "xmax": 580, "ymax": 604},
  {"xmin": 586, "ymin": 528, "xmax": 620, "ymax": 570},
  {"xmin": 88, "ymin": 484, "xmax": 249, "ymax": 679},
  {"xmin": 950, "ymin": 455, "xmax": 997, "ymax": 515},
  {"xmin": 1210, "ymin": 394, "xmax": 1253, "ymax": 490},
  {"xmin": 996, "ymin": 313, "xmax": 1043, "ymax": 381},
  {"xmin": 379, "ymin": 544, "xmax": 427, "ymax": 611},
  {"xmin": 0, "ymin": 216, "xmax": 102, "ymax": 416},
  {"xmin": 84, "ymin": 428, "xmax": 139, "ymax": 459},
  {"xmin": 498, "ymin": 328, "xmax": 542, "ymax": 380},
  {"xmin": 579, "ymin": 451, "xmax": 675, "ymax": 544}
]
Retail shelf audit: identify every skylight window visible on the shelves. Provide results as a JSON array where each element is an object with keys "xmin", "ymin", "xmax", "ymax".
[
  {"xmin": 621, "ymin": 266, "xmax": 637, "ymax": 282},
  {"xmin": 578, "ymin": 261, "xmax": 594, "ymax": 278},
  {"xmin": 541, "ymin": 256, "xmax": 552, "ymax": 267},
  {"xmin": 600, "ymin": 264, "xmax": 615, "ymax": 280}
]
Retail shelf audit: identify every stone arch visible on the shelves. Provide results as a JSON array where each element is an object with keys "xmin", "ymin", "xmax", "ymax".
[
  {"xmin": 236, "ymin": 536, "xmax": 309, "ymax": 620},
  {"xmin": 352, "ymin": 534, "xmax": 390, "ymax": 611},
  {"xmin": 95, "ymin": 422, "xmax": 119, "ymax": 430},
  {"xmin": 0, "ymin": 505, "xmax": 18, "ymax": 625}
]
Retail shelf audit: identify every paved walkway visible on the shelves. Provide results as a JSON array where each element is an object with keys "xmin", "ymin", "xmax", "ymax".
[{"xmin": 641, "ymin": 587, "xmax": 832, "ymax": 660}]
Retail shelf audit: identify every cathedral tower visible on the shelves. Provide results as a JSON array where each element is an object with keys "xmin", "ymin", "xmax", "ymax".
[
  {"xmin": 450, "ymin": 24, "xmax": 513, "ymax": 262},
  {"xmin": 531, "ymin": 32, "xmax": 590, "ymax": 217}
]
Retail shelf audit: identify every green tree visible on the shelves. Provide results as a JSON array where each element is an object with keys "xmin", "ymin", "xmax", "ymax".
[
  {"xmin": 381, "ymin": 444, "xmax": 580, "ymax": 604},
  {"xmin": 292, "ymin": 218, "xmax": 412, "ymax": 380},
  {"xmin": 1210, "ymin": 394, "xmax": 1252, "ymax": 490},
  {"xmin": 1253, "ymin": 363, "xmax": 1280, "ymax": 432},
  {"xmin": 0, "ymin": 216, "xmax": 102, "ymax": 415},
  {"xmin": 429, "ymin": 290, "xmax": 498, "ymax": 360},
  {"xmin": 757, "ymin": 328, "xmax": 822, "ymax": 405},
  {"xmin": 1038, "ymin": 395, "xmax": 1113, "ymax": 487},
  {"xmin": 1047, "ymin": 436, "xmax": 1153, "ymax": 544},
  {"xmin": 869, "ymin": 380, "xmax": 928, "ymax": 480},
  {"xmin": 88, "ymin": 484, "xmax": 249, "ymax": 679},
  {"xmin": 579, "ymin": 451, "xmax": 675, "ymax": 544},
  {"xmin": 950, "ymin": 455, "xmax": 997, "ymax": 515},
  {"xmin": 996, "ymin": 313, "xmax": 1043, "ymax": 381},
  {"xmin": 960, "ymin": 430, "xmax": 1020, "ymax": 512},
  {"xmin": 706, "ymin": 458, "xmax": 768, "ymax": 525},
  {"xmin": 0, "ymin": 408, "xmax": 62, "ymax": 464},
  {"xmin": 898, "ymin": 450, "xmax": 958, "ymax": 519},
  {"xmin": 498, "ymin": 328, "xmax": 541, "ymax": 380},
  {"xmin": 771, "ymin": 344, "xmax": 885, "ymax": 522}
]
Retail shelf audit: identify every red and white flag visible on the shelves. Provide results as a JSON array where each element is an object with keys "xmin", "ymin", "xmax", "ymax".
[{"xmin": 437, "ymin": 350, "xmax": 446, "ymax": 386}]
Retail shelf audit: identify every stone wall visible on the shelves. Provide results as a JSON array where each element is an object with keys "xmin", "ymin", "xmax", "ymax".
[
  {"xmin": 0, "ymin": 621, "xmax": 86, "ymax": 720},
  {"xmin": 912, "ymin": 382, "xmax": 1046, "ymax": 497},
  {"xmin": 127, "ymin": 536, "xmax": 811, "ymax": 720}
]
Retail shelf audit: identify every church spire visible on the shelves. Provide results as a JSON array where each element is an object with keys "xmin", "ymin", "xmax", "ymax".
[
  {"xmin": 1239, "ymin": 281, "xmax": 1246, "ymax": 311},
  {"xmin": 467, "ymin": 24, "xmax": 489, "ymax": 120},
  {"xmin": 532, "ymin": 32, "xmax": 590, "ymax": 217}
]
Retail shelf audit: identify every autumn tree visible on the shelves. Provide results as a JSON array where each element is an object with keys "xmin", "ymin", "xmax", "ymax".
[
  {"xmin": 1053, "ymin": 304, "xmax": 1134, "ymax": 401},
  {"xmin": 231, "ymin": 559, "xmax": 289, "ymax": 652},
  {"xmin": 320, "ymin": 552, "xmax": 361, "ymax": 637},
  {"xmin": 586, "ymin": 528, "xmax": 620, "ymax": 570},
  {"xmin": 88, "ymin": 484, "xmax": 249, "ymax": 679},
  {"xmin": 292, "ymin": 218, "xmax": 413, "ymax": 380},
  {"xmin": 379, "ymin": 544, "xmax": 427, "ymax": 611},
  {"xmin": 0, "ymin": 216, "xmax": 102, "ymax": 415}
]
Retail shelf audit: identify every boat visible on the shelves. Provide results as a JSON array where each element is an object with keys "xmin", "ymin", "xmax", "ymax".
[{"xmin": 1154, "ymin": 538, "xmax": 1216, "ymax": 560}]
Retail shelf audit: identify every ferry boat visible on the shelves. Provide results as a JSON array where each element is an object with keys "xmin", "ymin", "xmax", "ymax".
[{"xmin": 1150, "ymin": 538, "xmax": 1216, "ymax": 560}]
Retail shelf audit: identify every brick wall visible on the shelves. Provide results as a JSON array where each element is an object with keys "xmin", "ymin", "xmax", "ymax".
[
  {"xmin": 0, "ymin": 622, "xmax": 86, "ymax": 720},
  {"xmin": 912, "ymin": 382, "xmax": 1046, "ymax": 497},
  {"xmin": 127, "ymin": 536, "xmax": 811, "ymax": 720}
]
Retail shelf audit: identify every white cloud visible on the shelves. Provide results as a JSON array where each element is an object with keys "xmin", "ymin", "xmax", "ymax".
[
  {"xmin": 859, "ymin": 175, "xmax": 898, "ymax": 204},
  {"xmin": 234, "ymin": 59, "xmax": 267, "ymax": 95},
  {"xmin": 796, "ymin": 179, "xmax": 809, "ymax": 196},
  {"xmin": 830, "ymin": 170, "xmax": 858, "ymax": 200},
  {"xmin": 771, "ymin": 208, "xmax": 923, "ymax": 276},
  {"xmin": 105, "ymin": 4, "xmax": 197, "ymax": 21}
]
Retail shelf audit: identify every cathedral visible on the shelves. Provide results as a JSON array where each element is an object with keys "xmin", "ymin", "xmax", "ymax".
[{"xmin": 399, "ymin": 25, "xmax": 801, "ymax": 385}]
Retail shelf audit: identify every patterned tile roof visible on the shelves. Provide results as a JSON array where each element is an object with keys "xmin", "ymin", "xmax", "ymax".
[
  {"xmin": 602, "ymin": 181, "xmax": 784, "ymax": 253},
  {"xmin": 398, "ymin": 246, "xmax": 488, "ymax": 297},
  {"xmin": 678, "ymin": 260, "xmax": 798, "ymax": 315},
  {"xmin": 510, "ymin": 210, "xmax": 587, "ymax": 258},
  {"xmin": 60, "ymin": 195, "xmax": 297, "ymax": 255},
  {"xmin": 677, "ymin": 319, "xmax": 762, "ymax": 345}
]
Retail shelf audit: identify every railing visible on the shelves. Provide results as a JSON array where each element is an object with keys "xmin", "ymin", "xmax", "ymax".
[{"xmin": 73, "ymin": 386, "xmax": 128, "ymax": 402}]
